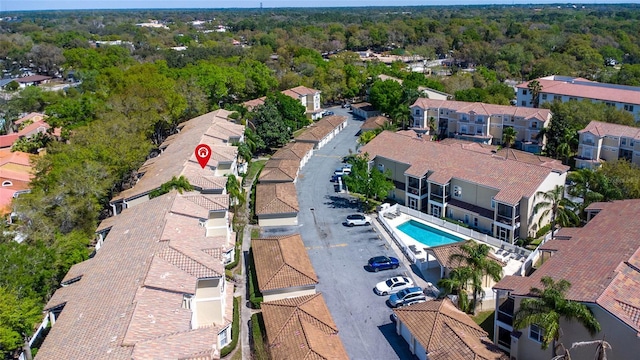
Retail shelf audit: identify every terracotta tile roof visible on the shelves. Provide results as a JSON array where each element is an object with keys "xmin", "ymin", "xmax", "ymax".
[
  {"xmin": 37, "ymin": 191, "xmax": 233, "ymax": 359},
  {"xmin": 15, "ymin": 112, "xmax": 47, "ymax": 125},
  {"xmin": 295, "ymin": 123, "xmax": 334, "ymax": 143},
  {"xmin": 181, "ymin": 164, "xmax": 228, "ymax": 192},
  {"xmin": 518, "ymin": 77, "xmax": 640, "ymax": 106},
  {"xmin": 261, "ymin": 293, "xmax": 348, "ymax": 360},
  {"xmin": 393, "ymin": 299, "xmax": 507, "ymax": 360},
  {"xmin": 259, "ymin": 159, "xmax": 299, "ymax": 183},
  {"xmin": 0, "ymin": 134, "xmax": 19, "ymax": 148},
  {"xmin": 361, "ymin": 116, "xmax": 390, "ymax": 131},
  {"xmin": 60, "ymin": 259, "xmax": 93, "ymax": 284},
  {"xmin": 255, "ymin": 183, "xmax": 299, "ymax": 215},
  {"xmin": 111, "ymin": 111, "xmax": 242, "ymax": 202},
  {"xmin": 493, "ymin": 148, "xmax": 568, "ymax": 173},
  {"xmin": 316, "ymin": 115, "xmax": 347, "ymax": 129},
  {"xmin": 579, "ymin": 120, "xmax": 640, "ymax": 139},
  {"xmin": 271, "ymin": 142, "xmax": 314, "ymax": 162},
  {"xmin": 360, "ymin": 131, "xmax": 564, "ymax": 205},
  {"xmin": 37, "ymin": 195, "xmax": 173, "ymax": 359},
  {"xmin": 242, "ymin": 97, "xmax": 266, "ymax": 111},
  {"xmin": 493, "ymin": 199, "xmax": 640, "ymax": 333},
  {"xmin": 170, "ymin": 192, "xmax": 229, "ymax": 218},
  {"xmin": 16, "ymin": 75, "xmax": 52, "ymax": 83},
  {"xmin": 288, "ymin": 85, "xmax": 320, "ymax": 96},
  {"xmin": 411, "ymin": 98, "xmax": 552, "ymax": 122},
  {"xmin": 252, "ymin": 234, "xmax": 318, "ymax": 292}
]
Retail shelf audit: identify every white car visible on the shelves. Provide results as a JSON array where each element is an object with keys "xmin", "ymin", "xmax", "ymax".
[
  {"xmin": 345, "ymin": 213, "xmax": 371, "ymax": 226},
  {"xmin": 374, "ymin": 276, "xmax": 415, "ymax": 296}
]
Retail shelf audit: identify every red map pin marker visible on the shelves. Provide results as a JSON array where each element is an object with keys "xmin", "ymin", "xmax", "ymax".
[{"xmin": 195, "ymin": 144, "xmax": 211, "ymax": 169}]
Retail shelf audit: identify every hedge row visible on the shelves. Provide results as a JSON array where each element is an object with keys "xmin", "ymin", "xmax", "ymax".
[
  {"xmin": 248, "ymin": 249, "xmax": 263, "ymax": 308},
  {"xmin": 251, "ymin": 313, "xmax": 269, "ymax": 360},
  {"xmin": 220, "ymin": 296, "xmax": 240, "ymax": 357}
]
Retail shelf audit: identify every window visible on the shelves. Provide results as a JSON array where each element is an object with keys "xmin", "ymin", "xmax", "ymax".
[
  {"xmin": 622, "ymin": 138, "xmax": 627, "ymax": 146},
  {"xmin": 605, "ymin": 102, "xmax": 615, "ymax": 107},
  {"xmin": 1, "ymin": 181, "xmax": 12, "ymax": 187},
  {"xmin": 491, "ymin": 197, "xmax": 496, "ymax": 209},
  {"xmin": 521, "ymin": 101, "xmax": 526, "ymax": 106},
  {"xmin": 569, "ymin": 97, "xmax": 578, "ymax": 101},
  {"xmin": 624, "ymin": 104, "xmax": 634, "ymax": 112},
  {"xmin": 473, "ymin": 217, "xmax": 478, "ymax": 227},
  {"xmin": 529, "ymin": 324, "xmax": 544, "ymax": 343},
  {"xmin": 219, "ymin": 328, "xmax": 230, "ymax": 347},
  {"xmin": 541, "ymin": 94, "xmax": 547, "ymax": 100},
  {"xmin": 522, "ymin": 90, "xmax": 528, "ymax": 95},
  {"xmin": 415, "ymin": 109, "xmax": 420, "ymax": 115},
  {"xmin": 453, "ymin": 186, "xmax": 462, "ymax": 198},
  {"xmin": 377, "ymin": 163, "xmax": 385, "ymax": 172},
  {"xmin": 554, "ymin": 95, "xmax": 562, "ymax": 101}
]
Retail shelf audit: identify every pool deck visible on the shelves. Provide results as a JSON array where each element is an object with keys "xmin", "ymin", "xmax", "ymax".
[{"xmin": 379, "ymin": 212, "xmax": 525, "ymax": 282}]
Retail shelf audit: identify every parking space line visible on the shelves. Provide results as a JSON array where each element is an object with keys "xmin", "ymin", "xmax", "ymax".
[{"xmin": 306, "ymin": 243, "xmax": 348, "ymax": 250}]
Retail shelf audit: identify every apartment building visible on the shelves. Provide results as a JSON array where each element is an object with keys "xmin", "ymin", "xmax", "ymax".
[
  {"xmin": 109, "ymin": 110, "xmax": 244, "ymax": 215},
  {"xmin": 575, "ymin": 120, "xmax": 640, "ymax": 169},
  {"xmin": 410, "ymin": 98, "xmax": 552, "ymax": 153},
  {"xmin": 516, "ymin": 75, "xmax": 640, "ymax": 121},
  {"xmin": 37, "ymin": 190, "xmax": 236, "ymax": 359},
  {"xmin": 359, "ymin": 131, "xmax": 568, "ymax": 243},
  {"xmin": 492, "ymin": 199, "xmax": 640, "ymax": 359},
  {"xmin": 243, "ymin": 86, "xmax": 323, "ymax": 120}
]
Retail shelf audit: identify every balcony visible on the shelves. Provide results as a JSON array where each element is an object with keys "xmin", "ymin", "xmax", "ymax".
[
  {"xmin": 407, "ymin": 186, "xmax": 420, "ymax": 196},
  {"xmin": 496, "ymin": 214, "xmax": 520, "ymax": 226},
  {"xmin": 497, "ymin": 297, "xmax": 514, "ymax": 326}
]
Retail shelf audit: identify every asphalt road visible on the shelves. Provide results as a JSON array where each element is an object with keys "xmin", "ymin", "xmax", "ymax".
[{"xmin": 264, "ymin": 106, "xmax": 415, "ymax": 359}]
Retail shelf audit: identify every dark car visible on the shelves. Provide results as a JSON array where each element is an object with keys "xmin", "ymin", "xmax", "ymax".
[
  {"xmin": 330, "ymin": 174, "xmax": 342, "ymax": 182},
  {"xmin": 325, "ymin": 110, "xmax": 335, "ymax": 116},
  {"xmin": 367, "ymin": 256, "xmax": 399, "ymax": 272}
]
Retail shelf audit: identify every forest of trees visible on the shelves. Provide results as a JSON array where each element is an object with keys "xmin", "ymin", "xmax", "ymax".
[{"xmin": 1, "ymin": 4, "xmax": 640, "ymax": 357}]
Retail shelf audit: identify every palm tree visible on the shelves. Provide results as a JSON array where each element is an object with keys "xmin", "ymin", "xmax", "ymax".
[
  {"xmin": 437, "ymin": 267, "xmax": 472, "ymax": 313},
  {"xmin": 528, "ymin": 79, "xmax": 543, "ymax": 108},
  {"xmin": 551, "ymin": 339, "xmax": 612, "ymax": 360},
  {"xmin": 448, "ymin": 241, "xmax": 503, "ymax": 313},
  {"xmin": 391, "ymin": 104, "xmax": 411, "ymax": 130},
  {"xmin": 502, "ymin": 126, "xmax": 518, "ymax": 148},
  {"xmin": 533, "ymin": 185, "xmax": 579, "ymax": 238},
  {"xmin": 514, "ymin": 277, "xmax": 601, "ymax": 357},
  {"xmin": 358, "ymin": 130, "xmax": 378, "ymax": 145},
  {"xmin": 556, "ymin": 130, "xmax": 578, "ymax": 165},
  {"xmin": 428, "ymin": 116, "xmax": 437, "ymax": 138},
  {"xmin": 225, "ymin": 174, "xmax": 245, "ymax": 213}
]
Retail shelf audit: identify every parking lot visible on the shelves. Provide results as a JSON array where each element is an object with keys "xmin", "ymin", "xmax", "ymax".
[{"xmin": 262, "ymin": 106, "xmax": 415, "ymax": 359}]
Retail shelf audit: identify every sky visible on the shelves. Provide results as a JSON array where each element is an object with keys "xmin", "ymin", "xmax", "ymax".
[{"xmin": 1, "ymin": 0, "xmax": 638, "ymax": 11}]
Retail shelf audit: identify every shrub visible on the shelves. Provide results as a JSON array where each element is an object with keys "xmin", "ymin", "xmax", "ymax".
[
  {"xmin": 225, "ymin": 228, "xmax": 243, "ymax": 271},
  {"xmin": 251, "ymin": 313, "xmax": 269, "ymax": 360},
  {"xmin": 248, "ymin": 249, "xmax": 263, "ymax": 308},
  {"xmin": 220, "ymin": 296, "xmax": 240, "ymax": 357},
  {"xmin": 536, "ymin": 224, "xmax": 551, "ymax": 239}
]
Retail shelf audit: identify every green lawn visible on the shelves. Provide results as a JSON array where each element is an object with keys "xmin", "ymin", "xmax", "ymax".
[
  {"xmin": 473, "ymin": 310, "xmax": 495, "ymax": 339},
  {"xmin": 244, "ymin": 160, "xmax": 266, "ymax": 186}
]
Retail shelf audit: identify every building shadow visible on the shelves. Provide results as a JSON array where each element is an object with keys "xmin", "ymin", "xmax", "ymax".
[{"xmin": 377, "ymin": 323, "xmax": 418, "ymax": 359}]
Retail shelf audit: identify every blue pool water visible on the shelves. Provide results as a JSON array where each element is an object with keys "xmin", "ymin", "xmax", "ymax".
[{"xmin": 397, "ymin": 220, "xmax": 465, "ymax": 247}]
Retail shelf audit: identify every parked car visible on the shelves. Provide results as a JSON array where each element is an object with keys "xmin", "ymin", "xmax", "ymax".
[
  {"xmin": 325, "ymin": 110, "xmax": 334, "ymax": 116},
  {"xmin": 330, "ymin": 174, "xmax": 342, "ymax": 182},
  {"xmin": 346, "ymin": 213, "xmax": 372, "ymax": 227},
  {"xmin": 388, "ymin": 287, "xmax": 426, "ymax": 308},
  {"xmin": 367, "ymin": 256, "xmax": 399, "ymax": 272},
  {"xmin": 342, "ymin": 103, "xmax": 351, "ymax": 109},
  {"xmin": 374, "ymin": 276, "xmax": 415, "ymax": 296}
]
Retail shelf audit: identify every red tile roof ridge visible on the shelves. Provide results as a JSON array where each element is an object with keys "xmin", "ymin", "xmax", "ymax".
[{"xmin": 579, "ymin": 120, "xmax": 640, "ymax": 139}]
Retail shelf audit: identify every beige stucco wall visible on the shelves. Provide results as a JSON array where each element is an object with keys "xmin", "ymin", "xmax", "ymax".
[
  {"xmin": 258, "ymin": 214, "xmax": 298, "ymax": 227},
  {"xmin": 523, "ymin": 171, "xmax": 566, "ymax": 239},
  {"xmin": 126, "ymin": 194, "xmax": 151, "ymax": 208},
  {"xmin": 195, "ymin": 278, "xmax": 225, "ymax": 327}
]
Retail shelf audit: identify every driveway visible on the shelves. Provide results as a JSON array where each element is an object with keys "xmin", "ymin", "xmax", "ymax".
[{"xmin": 263, "ymin": 106, "xmax": 415, "ymax": 359}]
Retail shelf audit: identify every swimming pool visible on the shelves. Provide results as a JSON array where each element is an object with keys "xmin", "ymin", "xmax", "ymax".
[{"xmin": 396, "ymin": 220, "xmax": 465, "ymax": 247}]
